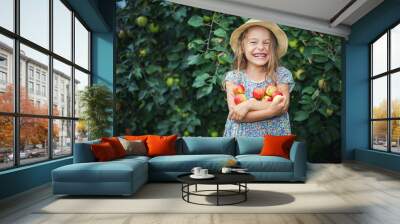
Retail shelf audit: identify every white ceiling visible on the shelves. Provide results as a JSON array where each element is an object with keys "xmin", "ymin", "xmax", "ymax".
[{"xmin": 167, "ymin": 0, "xmax": 384, "ymax": 38}]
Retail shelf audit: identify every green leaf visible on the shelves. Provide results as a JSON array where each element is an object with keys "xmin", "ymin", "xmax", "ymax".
[
  {"xmin": 196, "ymin": 85, "xmax": 213, "ymax": 99},
  {"xmin": 302, "ymin": 86, "xmax": 315, "ymax": 95},
  {"xmin": 187, "ymin": 54, "xmax": 202, "ymax": 65},
  {"xmin": 311, "ymin": 89, "xmax": 320, "ymax": 100},
  {"xmin": 188, "ymin": 15, "xmax": 203, "ymax": 27},
  {"xmin": 167, "ymin": 53, "xmax": 179, "ymax": 61},
  {"xmin": 192, "ymin": 73, "xmax": 210, "ymax": 88},
  {"xmin": 145, "ymin": 65, "xmax": 162, "ymax": 74},
  {"xmin": 214, "ymin": 28, "xmax": 227, "ymax": 38},
  {"xmin": 294, "ymin": 111, "xmax": 309, "ymax": 122},
  {"xmin": 319, "ymin": 95, "xmax": 332, "ymax": 105}
]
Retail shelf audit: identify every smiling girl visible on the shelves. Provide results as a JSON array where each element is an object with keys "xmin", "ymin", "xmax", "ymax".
[{"xmin": 223, "ymin": 19, "xmax": 295, "ymax": 137}]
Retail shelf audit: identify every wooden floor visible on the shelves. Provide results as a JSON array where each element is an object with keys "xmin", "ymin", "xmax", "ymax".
[{"xmin": 1, "ymin": 162, "xmax": 400, "ymax": 224}]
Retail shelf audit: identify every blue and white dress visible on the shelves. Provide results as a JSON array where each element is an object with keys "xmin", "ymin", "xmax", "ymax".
[{"xmin": 223, "ymin": 66, "xmax": 295, "ymax": 137}]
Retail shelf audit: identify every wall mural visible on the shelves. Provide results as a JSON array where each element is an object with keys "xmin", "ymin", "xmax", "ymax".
[{"xmin": 115, "ymin": 0, "xmax": 343, "ymax": 162}]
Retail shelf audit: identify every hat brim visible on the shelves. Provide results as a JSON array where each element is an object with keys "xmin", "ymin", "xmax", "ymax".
[{"xmin": 230, "ymin": 20, "xmax": 288, "ymax": 58}]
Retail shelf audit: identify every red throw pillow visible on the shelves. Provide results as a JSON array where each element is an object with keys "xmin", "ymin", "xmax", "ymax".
[
  {"xmin": 91, "ymin": 142, "xmax": 117, "ymax": 161},
  {"xmin": 259, "ymin": 135, "xmax": 296, "ymax": 159},
  {"xmin": 146, "ymin": 135, "xmax": 178, "ymax": 157},
  {"xmin": 101, "ymin": 137, "xmax": 126, "ymax": 158}
]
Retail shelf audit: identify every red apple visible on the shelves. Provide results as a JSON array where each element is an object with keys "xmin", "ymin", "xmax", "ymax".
[
  {"xmin": 265, "ymin": 84, "xmax": 277, "ymax": 96},
  {"xmin": 263, "ymin": 95, "xmax": 272, "ymax": 102},
  {"xmin": 234, "ymin": 94, "xmax": 247, "ymax": 105},
  {"xmin": 252, "ymin": 88, "xmax": 265, "ymax": 100},
  {"xmin": 271, "ymin": 90, "xmax": 283, "ymax": 98},
  {"xmin": 233, "ymin": 84, "xmax": 245, "ymax": 95},
  {"xmin": 272, "ymin": 94, "xmax": 284, "ymax": 103}
]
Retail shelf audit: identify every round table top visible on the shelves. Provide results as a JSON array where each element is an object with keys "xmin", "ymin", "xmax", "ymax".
[{"xmin": 177, "ymin": 172, "xmax": 255, "ymax": 185}]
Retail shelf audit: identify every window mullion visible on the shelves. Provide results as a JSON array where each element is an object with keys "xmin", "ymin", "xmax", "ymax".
[{"xmin": 388, "ymin": 29, "xmax": 391, "ymax": 153}]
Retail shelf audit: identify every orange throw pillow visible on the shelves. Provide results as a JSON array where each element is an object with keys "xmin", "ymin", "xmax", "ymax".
[
  {"xmin": 146, "ymin": 135, "xmax": 178, "ymax": 157},
  {"xmin": 259, "ymin": 135, "xmax": 296, "ymax": 159},
  {"xmin": 101, "ymin": 137, "xmax": 126, "ymax": 158},
  {"xmin": 91, "ymin": 142, "xmax": 117, "ymax": 161}
]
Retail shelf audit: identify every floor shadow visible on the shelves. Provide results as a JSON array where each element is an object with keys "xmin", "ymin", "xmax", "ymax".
[{"xmin": 203, "ymin": 190, "xmax": 295, "ymax": 207}]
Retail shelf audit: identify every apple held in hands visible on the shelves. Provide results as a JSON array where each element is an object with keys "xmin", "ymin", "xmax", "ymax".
[
  {"xmin": 252, "ymin": 88, "xmax": 265, "ymax": 100},
  {"xmin": 233, "ymin": 84, "xmax": 245, "ymax": 95},
  {"xmin": 263, "ymin": 95, "xmax": 272, "ymax": 102},
  {"xmin": 265, "ymin": 84, "xmax": 277, "ymax": 96},
  {"xmin": 234, "ymin": 94, "xmax": 247, "ymax": 105}
]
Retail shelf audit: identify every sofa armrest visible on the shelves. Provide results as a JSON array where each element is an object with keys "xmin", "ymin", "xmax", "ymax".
[
  {"xmin": 73, "ymin": 140, "xmax": 100, "ymax": 163},
  {"xmin": 289, "ymin": 141, "xmax": 307, "ymax": 181}
]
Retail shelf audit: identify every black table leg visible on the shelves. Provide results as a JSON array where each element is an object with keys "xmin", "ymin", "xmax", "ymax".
[{"xmin": 217, "ymin": 184, "xmax": 219, "ymax": 206}]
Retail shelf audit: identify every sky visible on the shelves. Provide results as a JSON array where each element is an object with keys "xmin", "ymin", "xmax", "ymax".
[{"xmin": 0, "ymin": 0, "xmax": 89, "ymax": 73}]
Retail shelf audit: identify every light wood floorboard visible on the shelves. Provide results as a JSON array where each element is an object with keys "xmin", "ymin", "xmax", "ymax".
[{"xmin": 1, "ymin": 162, "xmax": 400, "ymax": 224}]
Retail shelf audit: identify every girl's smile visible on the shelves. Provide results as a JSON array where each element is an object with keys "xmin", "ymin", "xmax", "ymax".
[{"xmin": 243, "ymin": 26, "xmax": 273, "ymax": 66}]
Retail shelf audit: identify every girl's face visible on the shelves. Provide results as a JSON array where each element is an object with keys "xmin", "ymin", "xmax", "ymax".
[{"xmin": 242, "ymin": 26, "xmax": 273, "ymax": 67}]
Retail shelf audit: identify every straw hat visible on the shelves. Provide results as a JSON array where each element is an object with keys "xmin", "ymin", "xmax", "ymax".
[{"xmin": 230, "ymin": 19, "xmax": 288, "ymax": 58}]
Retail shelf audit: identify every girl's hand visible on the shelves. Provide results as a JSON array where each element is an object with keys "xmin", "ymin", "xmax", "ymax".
[{"xmin": 228, "ymin": 101, "xmax": 250, "ymax": 121}]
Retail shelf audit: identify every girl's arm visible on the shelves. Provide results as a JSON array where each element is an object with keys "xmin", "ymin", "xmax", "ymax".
[
  {"xmin": 235, "ymin": 84, "xmax": 291, "ymax": 122},
  {"xmin": 225, "ymin": 81, "xmax": 237, "ymax": 112}
]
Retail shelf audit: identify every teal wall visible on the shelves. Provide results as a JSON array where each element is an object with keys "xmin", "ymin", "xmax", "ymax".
[
  {"xmin": 344, "ymin": 0, "xmax": 400, "ymax": 171},
  {"xmin": 0, "ymin": 0, "xmax": 115, "ymax": 200}
]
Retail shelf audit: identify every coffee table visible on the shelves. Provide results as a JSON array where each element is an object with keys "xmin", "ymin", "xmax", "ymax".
[{"xmin": 177, "ymin": 172, "xmax": 255, "ymax": 206}]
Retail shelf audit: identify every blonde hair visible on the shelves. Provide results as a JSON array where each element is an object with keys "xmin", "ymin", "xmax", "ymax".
[{"xmin": 231, "ymin": 26, "xmax": 279, "ymax": 84}]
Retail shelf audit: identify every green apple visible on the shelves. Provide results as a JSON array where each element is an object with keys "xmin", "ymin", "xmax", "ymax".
[
  {"xmin": 136, "ymin": 16, "xmax": 148, "ymax": 27},
  {"xmin": 184, "ymin": 130, "xmax": 190, "ymax": 136},
  {"xmin": 210, "ymin": 131, "xmax": 218, "ymax": 137},
  {"xmin": 326, "ymin": 108, "xmax": 334, "ymax": 116},
  {"xmin": 148, "ymin": 23, "xmax": 160, "ymax": 33},
  {"xmin": 289, "ymin": 39, "xmax": 298, "ymax": 48},
  {"xmin": 294, "ymin": 69, "xmax": 305, "ymax": 80},
  {"xmin": 318, "ymin": 79, "xmax": 326, "ymax": 89},
  {"xmin": 203, "ymin": 15, "xmax": 211, "ymax": 22},
  {"xmin": 118, "ymin": 30, "xmax": 126, "ymax": 39},
  {"xmin": 166, "ymin": 77, "xmax": 174, "ymax": 87},
  {"xmin": 139, "ymin": 48, "xmax": 147, "ymax": 57}
]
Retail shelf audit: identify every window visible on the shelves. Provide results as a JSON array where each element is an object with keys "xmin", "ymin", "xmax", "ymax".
[
  {"xmin": 28, "ymin": 81, "xmax": 34, "ymax": 94},
  {"xmin": 370, "ymin": 23, "xmax": 400, "ymax": 154},
  {"xmin": 0, "ymin": 0, "xmax": 91, "ymax": 170},
  {"xmin": 0, "ymin": 71, "xmax": 6, "ymax": 85}
]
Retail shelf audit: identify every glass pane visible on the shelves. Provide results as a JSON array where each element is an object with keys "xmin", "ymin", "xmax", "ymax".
[
  {"xmin": 53, "ymin": 0, "xmax": 72, "ymax": 60},
  {"xmin": 372, "ymin": 77, "xmax": 387, "ymax": 119},
  {"xmin": 372, "ymin": 121, "xmax": 388, "ymax": 151},
  {"xmin": 391, "ymin": 24, "xmax": 400, "ymax": 70},
  {"xmin": 75, "ymin": 120, "xmax": 88, "ymax": 143},
  {"xmin": 74, "ymin": 17, "xmax": 89, "ymax": 70},
  {"xmin": 53, "ymin": 119, "xmax": 72, "ymax": 157},
  {"xmin": 391, "ymin": 120, "xmax": 400, "ymax": 153},
  {"xmin": 74, "ymin": 69, "xmax": 89, "ymax": 118},
  {"xmin": 0, "ymin": 34, "xmax": 14, "ymax": 112},
  {"xmin": 0, "ymin": 116, "xmax": 14, "ymax": 170},
  {"xmin": 0, "ymin": 0, "xmax": 14, "ymax": 31},
  {"xmin": 20, "ymin": 117, "xmax": 49, "ymax": 165},
  {"xmin": 372, "ymin": 33, "xmax": 387, "ymax": 76},
  {"xmin": 20, "ymin": 44, "xmax": 49, "ymax": 115},
  {"xmin": 20, "ymin": 0, "xmax": 49, "ymax": 49},
  {"xmin": 53, "ymin": 59, "xmax": 72, "ymax": 117},
  {"xmin": 391, "ymin": 72, "xmax": 400, "ymax": 118}
]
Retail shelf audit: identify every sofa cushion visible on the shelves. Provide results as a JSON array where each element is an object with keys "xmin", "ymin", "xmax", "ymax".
[
  {"xmin": 101, "ymin": 137, "xmax": 127, "ymax": 158},
  {"xmin": 52, "ymin": 159, "xmax": 147, "ymax": 183},
  {"xmin": 236, "ymin": 137, "xmax": 263, "ymax": 155},
  {"xmin": 147, "ymin": 135, "xmax": 178, "ymax": 157},
  {"xmin": 73, "ymin": 139, "xmax": 101, "ymax": 163},
  {"xmin": 91, "ymin": 142, "xmax": 118, "ymax": 161},
  {"xmin": 148, "ymin": 154, "xmax": 235, "ymax": 172},
  {"xmin": 180, "ymin": 137, "xmax": 235, "ymax": 155},
  {"xmin": 236, "ymin": 155, "xmax": 293, "ymax": 172},
  {"xmin": 260, "ymin": 135, "xmax": 296, "ymax": 159}
]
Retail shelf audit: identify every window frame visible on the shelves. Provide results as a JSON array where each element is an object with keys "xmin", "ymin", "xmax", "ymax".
[
  {"xmin": 0, "ymin": 0, "xmax": 92, "ymax": 171},
  {"xmin": 369, "ymin": 19, "xmax": 400, "ymax": 154}
]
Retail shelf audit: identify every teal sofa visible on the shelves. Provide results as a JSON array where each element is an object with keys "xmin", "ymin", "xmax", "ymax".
[{"xmin": 52, "ymin": 137, "xmax": 307, "ymax": 196}]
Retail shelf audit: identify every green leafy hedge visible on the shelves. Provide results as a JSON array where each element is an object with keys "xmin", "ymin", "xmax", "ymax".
[{"xmin": 116, "ymin": 0, "xmax": 343, "ymax": 162}]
